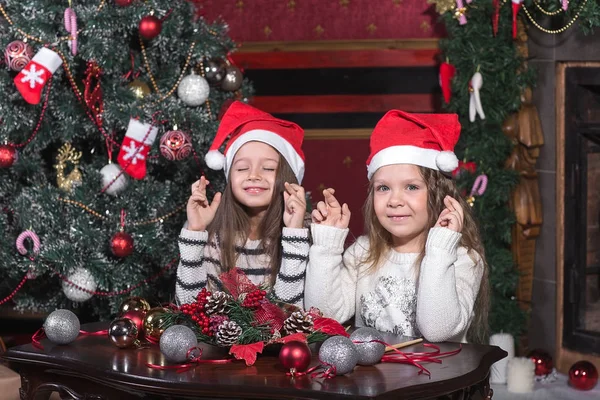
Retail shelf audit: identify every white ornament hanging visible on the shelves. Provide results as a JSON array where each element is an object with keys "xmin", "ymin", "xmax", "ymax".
[
  {"xmin": 100, "ymin": 163, "xmax": 128, "ymax": 196},
  {"xmin": 468, "ymin": 71, "xmax": 485, "ymax": 122},
  {"xmin": 62, "ymin": 267, "xmax": 97, "ymax": 302},
  {"xmin": 177, "ymin": 73, "xmax": 210, "ymax": 106}
]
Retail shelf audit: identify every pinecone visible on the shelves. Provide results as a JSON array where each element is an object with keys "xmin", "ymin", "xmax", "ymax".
[
  {"xmin": 205, "ymin": 291, "xmax": 233, "ymax": 315},
  {"xmin": 283, "ymin": 311, "xmax": 314, "ymax": 334},
  {"xmin": 216, "ymin": 321, "xmax": 242, "ymax": 347}
]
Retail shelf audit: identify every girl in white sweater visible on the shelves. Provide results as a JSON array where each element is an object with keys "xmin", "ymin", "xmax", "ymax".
[
  {"xmin": 175, "ymin": 102, "xmax": 310, "ymax": 307},
  {"xmin": 305, "ymin": 110, "xmax": 489, "ymax": 343}
]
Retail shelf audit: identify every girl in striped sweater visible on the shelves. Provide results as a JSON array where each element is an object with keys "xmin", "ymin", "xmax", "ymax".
[{"xmin": 175, "ymin": 102, "xmax": 310, "ymax": 307}]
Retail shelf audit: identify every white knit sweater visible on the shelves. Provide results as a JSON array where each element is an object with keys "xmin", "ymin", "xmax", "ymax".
[
  {"xmin": 304, "ymin": 224, "xmax": 484, "ymax": 343},
  {"xmin": 176, "ymin": 227, "xmax": 310, "ymax": 307}
]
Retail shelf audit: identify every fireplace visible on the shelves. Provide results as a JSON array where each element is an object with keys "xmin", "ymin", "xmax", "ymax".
[{"xmin": 557, "ymin": 62, "xmax": 600, "ymax": 369}]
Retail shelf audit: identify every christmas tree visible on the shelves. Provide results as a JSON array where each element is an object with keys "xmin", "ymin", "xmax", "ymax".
[
  {"xmin": 433, "ymin": 0, "xmax": 600, "ymax": 337},
  {"xmin": 0, "ymin": 0, "xmax": 251, "ymax": 319}
]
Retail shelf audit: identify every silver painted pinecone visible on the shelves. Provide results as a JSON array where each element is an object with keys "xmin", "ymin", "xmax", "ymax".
[
  {"xmin": 205, "ymin": 291, "xmax": 233, "ymax": 315},
  {"xmin": 283, "ymin": 311, "xmax": 314, "ymax": 334},
  {"xmin": 216, "ymin": 320, "xmax": 242, "ymax": 347}
]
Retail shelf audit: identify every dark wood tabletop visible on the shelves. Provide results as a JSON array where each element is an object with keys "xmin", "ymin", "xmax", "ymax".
[{"xmin": 2, "ymin": 322, "xmax": 506, "ymax": 400}]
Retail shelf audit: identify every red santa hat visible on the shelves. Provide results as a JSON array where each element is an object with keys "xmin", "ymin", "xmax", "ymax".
[
  {"xmin": 205, "ymin": 101, "xmax": 306, "ymax": 183},
  {"xmin": 366, "ymin": 110, "xmax": 460, "ymax": 180}
]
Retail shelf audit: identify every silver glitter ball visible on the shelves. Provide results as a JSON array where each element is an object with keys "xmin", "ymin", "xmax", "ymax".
[
  {"xmin": 44, "ymin": 309, "xmax": 81, "ymax": 345},
  {"xmin": 349, "ymin": 327, "xmax": 386, "ymax": 365},
  {"xmin": 177, "ymin": 74, "xmax": 210, "ymax": 106},
  {"xmin": 318, "ymin": 336, "xmax": 358, "ymax": 375},
  {"xmin": 160, "ymin": 325, "xmax": 199, "ymax": 363},
  {"xmin": 62, "ymin": 268, "xmax": 97, "ymax": 302}
]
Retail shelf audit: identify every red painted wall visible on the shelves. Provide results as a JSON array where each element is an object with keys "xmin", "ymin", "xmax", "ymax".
[{"xmin": 200, "ymin": 0, "xmax": 445, "ymax": 42}]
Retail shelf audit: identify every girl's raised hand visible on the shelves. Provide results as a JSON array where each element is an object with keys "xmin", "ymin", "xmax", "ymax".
[
  {"xmin": 186, "ymin": 176, "xmax": 222, "ymax": 231},
  {"xmin": 283, "ymin": 182, "xmax": 307, "ymax": 229},
  {"xmin": 434, "ymin": 195, "xmax": 464, "ymax": 232},
  {"xmin": 311, "ymin": 188, "xmax": 351, "ymax": 229}
]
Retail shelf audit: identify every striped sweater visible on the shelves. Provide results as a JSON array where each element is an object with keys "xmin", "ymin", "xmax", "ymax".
[{"xmin": 175, "ymin": 227, "xmax": 310, "ymax": 307}]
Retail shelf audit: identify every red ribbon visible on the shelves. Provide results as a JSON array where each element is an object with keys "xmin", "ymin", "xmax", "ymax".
[
  {"xmin": 305, "ymin": 359, "xmax": 336, "ymax": 379},
  {"xmin": 380, "ymin": 342, "xmax": 463, "ymax": 377},
  {"xmin": 122, "ymin": 52, "xmax": 141, "ymax": 80},
  {"xmin": 79, "ymin": 329, "xmax": 109, "ymax": 336},
  {"xmin": 31, "ymin": 327, "xmax": 46, "ymax": 350},
  {"xmin": 31, "ymin": 327, "xmax": 109, "ymax": 350},
  {"xmin": 83, "ymin": 61, "xmax": 104, "ymax": 127},
  {"xmin": 145, "ymin": 335, "xmax": 159, "ymax": 345},
  {"xmin": 146, "ymin": 347, "xmax": 233, "ymax": 373}
]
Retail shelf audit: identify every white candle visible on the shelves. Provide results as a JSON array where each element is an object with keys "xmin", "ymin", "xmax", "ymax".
[
  {"xmin": 507, "ymin": 357, "xmax": 535, "ymax": 393},
  {"xmin": 489, "ymin": 333, "xmax": 515, "ymax": 384}
]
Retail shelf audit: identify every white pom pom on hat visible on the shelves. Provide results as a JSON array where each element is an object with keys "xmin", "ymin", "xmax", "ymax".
[
  {"xmin": 436, "ymin": 150, "xmax": 459, "ymax": 173},
  {"xmin": 204, "ymin": 150, "xmax": 225, "ymax": 171}
]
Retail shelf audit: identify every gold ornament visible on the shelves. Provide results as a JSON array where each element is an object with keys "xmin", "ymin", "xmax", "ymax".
[
  {"xmin": 143, "ymin": 307, "xmax": 169, "ymax": 340},
  {"xmin": 454, "ymin": 7, "xmax": 466, "ymax": 20},
  {"xmin": 55, "ymin": 142, "xmax": 82, "ymax": 193},
  {"xmin": 427, "ymin": 0, "xmax": 455, "ymax": 15},
  {"xmin": 128, "ymin": 79, "xmax": 151, "ymax": 99},
  {"xmin": 119, "ymin": 296, "xmax": 151, "ymax": 315},
  {"xmin": 466, "ymin": 195, "xmax": 475, "ymax": 207}
]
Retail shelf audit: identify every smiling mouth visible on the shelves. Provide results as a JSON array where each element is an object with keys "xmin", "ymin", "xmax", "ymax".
[
  {"xmin": 244, "ymin": 187, "xmax": 268, "ymax": 194},
  {"xmin": 388, "ymin": 215, "xmax": 410, "ymax": 222}
]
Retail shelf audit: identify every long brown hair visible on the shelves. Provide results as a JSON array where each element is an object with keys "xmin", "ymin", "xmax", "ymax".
[
  {"xmin": 207, "ymin": 152, "xmax": 298, "ymax": 285},
  {"xmin": 361, "ymin": 166, "xmax": 490, "ymax": 343}
]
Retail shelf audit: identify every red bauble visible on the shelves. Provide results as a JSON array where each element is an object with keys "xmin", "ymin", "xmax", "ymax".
[
  {"xmin": 159, "ymin": 130, "xmax": 192, "ymax": 161},
  {"xmin": 569, "ymin": 361, "xmax": 598, "ymax": 391},
  {"xmin": 121, "ymin": 310, "xmax": 146, "ymax": 335},
  {"xmin": 527, "ymin": 349, "xmax": 553, "ymax": 376},
  {"xmin": 110, "ymin": 231, "xmax": 134, "ymax": 257},
  {"xmin": 279, "ymin": 341, "xmax": 312, "ymax": 374},
  {"xmin": 0, "ymin": 144, "xmax": 18, "ymax": 168},
  {"xmin": 115, "ymin": 0, "xmax": 133, "ymax": 5},
  {"xmin": 139, "ymin": 16, "xmax": 162, "ymax": 40}
]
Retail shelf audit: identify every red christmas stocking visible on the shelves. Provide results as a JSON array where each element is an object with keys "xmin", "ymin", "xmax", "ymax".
[
  {"xmin": 117, "ymin": 118, "xmax": 158, "ymax": 179},
  {"xmin": 14, "ymin": 48, "xmax": 62, "ymax": 105},
  {"xmin": 439, "ymin": 62, "xmax": 456, "ymax": 104}
]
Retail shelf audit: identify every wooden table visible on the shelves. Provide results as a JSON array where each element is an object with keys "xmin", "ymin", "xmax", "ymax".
[{"xmin": 2, "ymin": 322, "xmax": 506, "ymax": 400}]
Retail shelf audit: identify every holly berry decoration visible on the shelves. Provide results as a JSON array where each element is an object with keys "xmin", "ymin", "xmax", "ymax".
[
  {"xmin": 242, "ymin": 289, "xmax": 266, "ymax": 308},
  {"xmin": 0, "ymin": 144, "xmax": 18, "ymax": 168},
  {"xmin": 180, "ymin": 288, "xmax": 212, "ymax": 336},
  {"xmin": 279, "ymin": 341, "xmax": 312, "ymax": 375},
  {"xmin": 110, "ymin": 231, "xmax": 134, "ymax": 257},
  {"xmin": 139, "ymin": 15, "xmax": 162, "ymax": 40},
  {"xmin": 527, "ymin": 349, "xmax": 553, "ymax": 376},
  {"xmin": 569, "ymin": 361, "xmax": 598, "ymax": 391}
]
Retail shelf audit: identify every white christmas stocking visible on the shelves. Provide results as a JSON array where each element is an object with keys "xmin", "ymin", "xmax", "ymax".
[
  {"xmin": 117, "ymin": 118, "xmax": 158, "ymax": 179},
  {"xmin": 14, "ymin": 48, "xmax": 62, "ymax": 105}
]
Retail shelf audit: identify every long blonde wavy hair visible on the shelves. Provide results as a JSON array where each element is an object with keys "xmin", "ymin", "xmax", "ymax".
[{"xmin": 361, "ymin": 166, "xmax": 490, "ymax": 343}]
